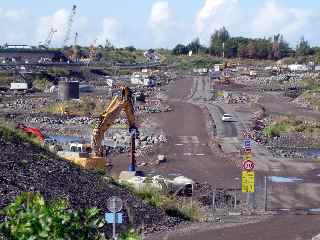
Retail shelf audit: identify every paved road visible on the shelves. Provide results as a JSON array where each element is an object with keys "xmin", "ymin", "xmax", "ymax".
[
  {"xmin": 145, "ymin": 74, "xmax": 320, "ymax": 240},
  {"xmin": 149, "ymin": 215, "xmax": 320, "ymax": 240}
]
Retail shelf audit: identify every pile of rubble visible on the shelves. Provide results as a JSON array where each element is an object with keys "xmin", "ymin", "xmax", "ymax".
[
  {"xmin": 136, "ymin": 104, "xmax": 172, "ymax": 114},
  {"xmin": 234, "ymin": 73, "xmax": 310, "ymax": 91},
  {"xmin": 26, "ymin": 116, "xmax": 95, "ymax": 125},
  {"xmin": 293, "ymin": 90, "xmax": 320, "ymax": 111},
  {"xmin": 4, "ymin": 98, "xmax": 51, "ymax": 111}
]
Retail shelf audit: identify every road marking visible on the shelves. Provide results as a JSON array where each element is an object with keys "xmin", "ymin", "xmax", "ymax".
[
  {"xmin": 183, "ymin": 153, "xmax": 192, "ymax": 156},
  {"xmin": 196, "ymin": 153, "xmax": 205, "ymax": 156},
  {"xmin": 177, "ymin": 136, "xmax": 200, "ymax": 144},
  {"xmin": 175, "ymin": 143, "xmax": 184, "ymax": 146}
]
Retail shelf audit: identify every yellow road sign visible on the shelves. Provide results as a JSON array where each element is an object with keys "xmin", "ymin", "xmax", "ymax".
[
  {"xmin": 242, "ymin": 171, "xmax": 255, "ymax": 192},
  {"xmin": 243, "ymin": 153, "xmax": 252, "ymax": 161}
]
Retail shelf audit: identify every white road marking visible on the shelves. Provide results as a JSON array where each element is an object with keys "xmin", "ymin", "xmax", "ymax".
[
  {"xmin": 177, "ymin": 136, "xmax": 200, "ymax": 144},
  {"xmin": 183, "ymin": 153, "xmax": 192, "ymax": 156},
  {"xmin": 175, "ymin": 143, "xmax": 184, "ymax": 146},
  {"xmin": 191, "ymin": 136, "xmax": 200, "ymax": 143},
  {"xmin": 196, "ymin": 153, "xmax": 205, "ymax": 156}
]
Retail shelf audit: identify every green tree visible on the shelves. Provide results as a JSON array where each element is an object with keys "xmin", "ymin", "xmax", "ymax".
[
  {"xmin": 278, "ymin": 34, "xmax": 291, "ymax": 58},
  {"xmin": 316, "ymin": 48, "xmax": 320, "ymax": 64},
  {"xmin": 296, "ymin": 37, "xmax": 312, "ymax": 56},
  {"xmin": 0, "ymin": 193, "xmax": 104, "ymax": 240},
  {"xmin": 187, "ymin": 38, "xmax": 202, "ymax": 55},
  {"xmin": 256, "ymin": 39, "xmax": 272, "ymax": 59},
  {"xmin": 209, "ymin": 26, "xmax": 230, "ymax": 56},
  {"xmin": 172, "ymin": 44, "xmax": 188, "ymax": 55},
  {"xmin": 125, "ymin": 46, "xmax": 136, "ymax": 52},
  {"xmin": 105, "ymin": 39, "xmax": 114, "ymax": 50},
  {"xmin": 247, "ymin": 41, "xmax": 257, "ymax": 59},
  {"xmin": 224, "ymin": 38, "xmax": 238, "ymax": 58}
]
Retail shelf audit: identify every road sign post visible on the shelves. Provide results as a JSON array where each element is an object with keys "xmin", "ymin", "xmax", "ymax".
[
  {"xmin": 242, "ymin": 171, "xmax": 255, "ymax": 192},
  {"xmin": 107, "ymin": 197, "xmax": 123, "ymax": 240},
  {"xmin": 242, "ymin": 160, "xmax": 255, "ymax": 171}
]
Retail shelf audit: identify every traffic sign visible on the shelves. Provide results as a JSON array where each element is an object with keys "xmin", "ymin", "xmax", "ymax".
[
  {"xmin": 244, "ymin": 148, "xmax": 251, "ymax": 154},
  {"xmin": 107, "ymin": 196, "xmax": 123, "ymax": 213},
  {"xmin": 243, "ymin": 153, "xmax": 252, "ymax": 161},
  {"xmin": 242, "ymin": 171, "xmax": 255, "ymax": 192},
  {"xmin": 242, "ymin": 160, "xmax": 255, "ymax": 170},
  {"xmin": 244, "ymin": 139, "xmax": 251, "ymax": 149},
  {"xmin": 105, "ymin": 212, "xmax": 123, "ymax": 224}
]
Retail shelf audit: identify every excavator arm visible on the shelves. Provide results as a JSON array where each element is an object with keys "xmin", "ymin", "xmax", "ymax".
[{"xmin": 91, "ymin": 86, "xmax": 138, "ymax": 157}]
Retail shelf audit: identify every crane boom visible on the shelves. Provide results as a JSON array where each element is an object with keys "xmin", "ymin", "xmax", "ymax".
[
  {"xmin": 63, "ymin": 5, "xmax": 77, "ymax": 46},
  {"xmin": 91, "ymin": 86, "xmax": 138, "ymax": 157}
]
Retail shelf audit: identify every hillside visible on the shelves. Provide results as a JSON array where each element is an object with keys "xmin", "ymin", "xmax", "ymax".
[{"xmin": 0, "ymin": 124, "xmax": 181, "ymax": 236}]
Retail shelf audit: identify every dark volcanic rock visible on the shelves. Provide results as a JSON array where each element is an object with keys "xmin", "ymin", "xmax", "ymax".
[{"xmin": 0, "ymin": 129, "xmax": 182, "ymax": 236}]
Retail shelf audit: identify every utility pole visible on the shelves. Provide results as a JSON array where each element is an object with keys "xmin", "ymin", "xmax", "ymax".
[{"xmin": 222, "ymin": 42, "xmax": 225, "ymax": 58}]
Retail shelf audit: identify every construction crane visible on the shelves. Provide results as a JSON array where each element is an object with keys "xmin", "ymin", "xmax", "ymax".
[
  {"xmin": 57, "ymin": 86, "xmax": 139, "ymax": 171},
  {"xmin": 39, "ymin": 28, "xmax": 57, "ymax": 49},
  {"xmin": 63, "ymin": 5, "xmax": 77, "ymax": 46}
]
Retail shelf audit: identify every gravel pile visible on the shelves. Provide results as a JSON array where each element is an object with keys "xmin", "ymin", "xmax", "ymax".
[
  {"xmin": 5, "ymin": 98, "xmax": 50, "ymax": 111},
  {"xmin": 26, "ymin": 116, "xmax": 95, "ymax": 125},
  {"xmin": 0, "ymin": 128, "xmax": 183, "ymax": 236}
]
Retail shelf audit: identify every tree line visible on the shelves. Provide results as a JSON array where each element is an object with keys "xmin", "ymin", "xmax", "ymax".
[{"xmin": 172, "ymin": 27, "xmax": 320, "ymax": 60}]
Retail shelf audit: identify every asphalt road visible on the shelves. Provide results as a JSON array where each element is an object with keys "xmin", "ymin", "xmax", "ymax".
[
  {"xmin": 149, "ymin": 215, "xmax": 320, "ymax": 240},
  {"xmin": 145, "ymin": 74, "xmax": 320, "ymax": 240}
]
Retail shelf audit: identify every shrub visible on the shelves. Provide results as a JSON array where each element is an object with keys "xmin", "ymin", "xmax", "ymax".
[
  {"xmin": 0, "ymin": 192, "xmax": 105, "ymax": 240},
  {"xmin": 120, "ymin": 182, "xmax": 203, "ymax": 222},
  {"xmin": 119, "ymin": 228, "xmax": 140, "ymax": 240},
  {"xmin": 33, "ymin": 77, "xmax": 53, "ymax": 91}
]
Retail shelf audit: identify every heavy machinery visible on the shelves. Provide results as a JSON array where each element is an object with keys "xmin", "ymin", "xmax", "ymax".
[
  {"xmin": 57, "ymin": 86, "xmax": 139, "ymax": 170},
  {"xmin": 63, "ymin": 5, "xmax": 77, "ymax": 46},
  {"xmin": 39, "ymin": 28, "xmax": 57, "ymax": 49}
]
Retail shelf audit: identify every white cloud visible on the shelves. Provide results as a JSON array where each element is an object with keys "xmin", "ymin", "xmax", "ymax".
[
  {"xmin": 148, "ymin": 1, "xmax": 174, "ymax": 47},
  {"xmin": 194, "ymin": 0, "xmax": 320, "ymax": 46},
  {"xmin": 36, "ymin": 9, "xmax": 90, "ymax": 47},
  {"xmin": 195, "ymin": 0, "xmax": 240, "ymax": 42},
  {"xmin": 96, "ymin": 17, "xmax": 123, "ymax": 46},
  {"xmin": 251, "ymin": 0, "xmax": 312, "ymax": 42},
  {"xmin": 148, "ymin": 1, "xmax": 189, "ymax": 48}
]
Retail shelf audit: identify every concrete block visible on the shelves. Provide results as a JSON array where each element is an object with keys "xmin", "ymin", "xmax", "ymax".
[{"xmin": 119, "ymin": 171, "xmax": 138, "ymax": 181}]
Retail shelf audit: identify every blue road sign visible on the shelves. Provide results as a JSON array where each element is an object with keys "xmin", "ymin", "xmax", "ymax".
[
  {"xmin": 244, "ymin": 139, "xmax": 251, "ymax": 149},
  {"xmin": 105, "ymin": 212, "xmax": 123, "ymax": 224}
]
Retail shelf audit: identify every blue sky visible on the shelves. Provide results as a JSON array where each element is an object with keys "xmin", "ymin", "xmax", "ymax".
[{"xmin": 0, "ymin": 0, "xmax": 319, "ymax": 48}]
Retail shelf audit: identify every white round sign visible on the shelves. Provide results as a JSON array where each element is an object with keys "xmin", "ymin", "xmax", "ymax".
[
  {"xmin": 107, "ymin": 196, "xmax": 123, "ymax": 213},
  {"xmin": 242, "ymin": 160, "xmax": 255, "ymax": 171}
]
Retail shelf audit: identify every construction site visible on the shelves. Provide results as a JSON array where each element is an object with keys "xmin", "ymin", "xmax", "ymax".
[{"xmin": 1, "ymin": 2, "xmax": 320, "ymax": 240}]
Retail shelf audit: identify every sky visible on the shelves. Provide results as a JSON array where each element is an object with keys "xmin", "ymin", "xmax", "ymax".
[{"xmin": 0, "ymin": 0, "xmax": 319, "ymax": 49}]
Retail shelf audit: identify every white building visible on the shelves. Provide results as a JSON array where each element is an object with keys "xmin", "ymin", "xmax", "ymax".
[
  {"xmin": 288, "ymin": 64, "xmax": 308, "ymax": 72},
  {"xmin": 193, "ymin": 68, "xmax": 208, "ymax": 74},
  {"xmin": 131, "ymin": 73, "xmax": 154, "ymax": 86},
  {"xmin": 106, "ymin": 78, "xmax": 114, "ymax": 87},
  {"xmin": 10, "ymin": 83, "xmax": 28, "ymax": 90}
]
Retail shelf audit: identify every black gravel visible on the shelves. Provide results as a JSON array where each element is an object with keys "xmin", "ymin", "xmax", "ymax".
[{"xmin": 0, "ymin": 128, "xmax": 183, "ymax": 236}]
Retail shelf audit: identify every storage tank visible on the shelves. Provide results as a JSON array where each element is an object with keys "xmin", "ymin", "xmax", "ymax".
[{"xmin": 58, "ymin": 80, "xmax": 79, "ymax": 100}]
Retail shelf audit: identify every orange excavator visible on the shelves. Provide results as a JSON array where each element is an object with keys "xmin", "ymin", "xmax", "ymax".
[{"xmin": 58, "ymin": 86, "xmax": 139, "ymax": 171}]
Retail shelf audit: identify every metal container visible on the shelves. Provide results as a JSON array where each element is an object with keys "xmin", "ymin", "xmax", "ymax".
[{"xmin": 58, "ymin": 80, "xmax": 79, "ymax": 100}]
